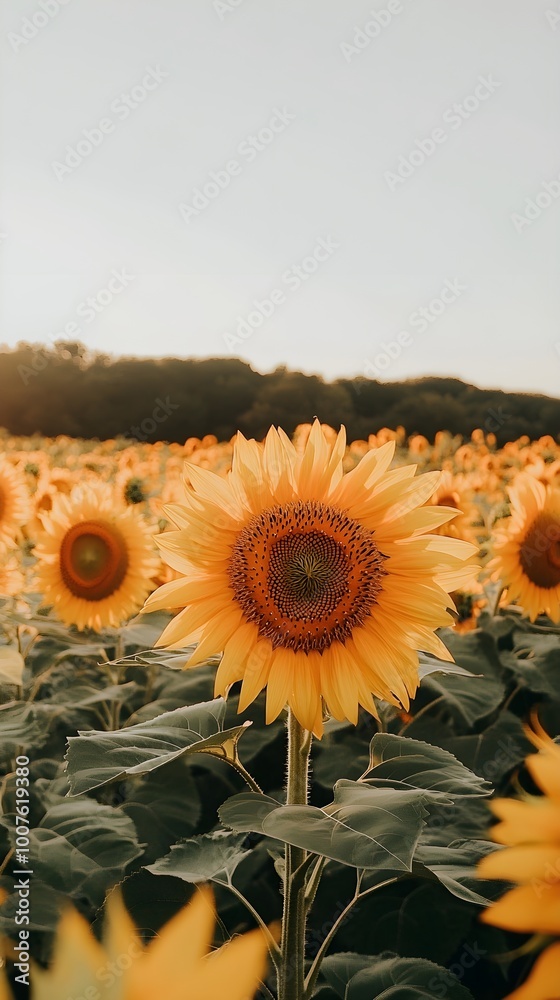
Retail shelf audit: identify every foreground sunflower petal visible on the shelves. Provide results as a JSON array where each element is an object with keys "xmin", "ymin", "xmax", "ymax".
[
  {"xmin": 501, "ymin": 942, "xmax": 560, "ymax": 1000},
  {"xmin": 2, "ymin": 887, "xmax": 270, "ymax": 1000},
  {"xmin": 478, "ymin": 725, "xmax": 560, "ymax": 998},
  {"xmin": 145, "ymin": 422, "xmax": 478, "ymax": 734}
]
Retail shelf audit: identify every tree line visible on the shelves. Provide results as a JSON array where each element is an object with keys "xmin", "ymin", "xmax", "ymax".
[{"xmin": 1, "ymin": 341, "xmax": 558, "ymax": 446}]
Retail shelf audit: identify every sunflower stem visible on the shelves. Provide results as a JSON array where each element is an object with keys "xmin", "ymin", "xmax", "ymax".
[{"xmin": 278, "ymin": 710, "xmax": 311, "ymax": 1000}]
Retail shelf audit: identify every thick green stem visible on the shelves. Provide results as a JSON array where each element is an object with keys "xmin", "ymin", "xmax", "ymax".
[{"xmin": 278, "ymin": 711, "xmax": 311, "ymax": 1000}]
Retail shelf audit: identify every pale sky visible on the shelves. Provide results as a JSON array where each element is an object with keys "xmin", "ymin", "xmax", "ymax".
[{"xmin": 1, "ymin": 0, "xmax": 559, "ymax": 397}]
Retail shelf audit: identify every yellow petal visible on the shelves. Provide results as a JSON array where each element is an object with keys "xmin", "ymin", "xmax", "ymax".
[
  {"xmin": 490, "ymin": 798, "xmax": 560, "ymax": 845},
  {"xmin": 265, "ymin": 650, "xmax": 294, "ymax": 723},
  {"xmin": 503, "ymin": 941, "xmax": 560, "ymax": 1000},
  {"xmin": 141, "ymin": 885, "xmax": 215, "ymax": 972},
  {"xmin": 288, "ymin": 651, "xmax": 321, "ymax": 732},
  {"xmin": 478, "ymin": 844, "xmax": 560, "ymax": 884},
  {"xmin": 481, "ymin": 883, "xmax": 560, "ymax": 934},
  {"xmin": 527, "ymin": 747, "xmax": 560, "ymax": 802},
  {"xmin": 237, "ymin": 640, "xmax": 274, "ymax": 712},
  {"xmin": 187, "ymin": 608, "xmax": 244, "ymax": 667},
  {"xmin": 32, "ymin": 909, "xmax": 109, "ymax": 1000}
]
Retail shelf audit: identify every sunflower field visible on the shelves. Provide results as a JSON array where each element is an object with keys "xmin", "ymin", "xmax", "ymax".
[{"xmin": 1, "ymin": 421, "xmax": 560, "ymax": 1000}]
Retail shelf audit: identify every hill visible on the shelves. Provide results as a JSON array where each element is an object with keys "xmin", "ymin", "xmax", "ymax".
[{"xmin": 1, "ymin": 341, "xmax": 558, "ymax": 446}]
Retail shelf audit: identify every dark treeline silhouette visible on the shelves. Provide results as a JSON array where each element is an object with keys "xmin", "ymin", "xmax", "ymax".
[{"xmin": 1, "ymin": 342, "xmax": 559, "ymax": 446}]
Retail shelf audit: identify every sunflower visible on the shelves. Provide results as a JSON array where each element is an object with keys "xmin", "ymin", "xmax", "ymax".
[
  {"xmin": 478, "ymin": 721, "xmax": 560, "ymax": 999},
  {"xmin": 427, "ymin": 470, "xmax": 479, "ymax": 541},
  {"xmin": 35, "ymin": 484, "xmax": 160, "ymax": 631},
  {"xmin": 0, "ymin": 886, "xmax": 270, "ymax": 1000},
  {"xmin": 490, "ymin": 475, "xmax": 560, "ymax": 622},
  {"xmin": 0, "ymin": 459, "xmax": 31, "ymax": 550},
  {"xmin": 144, "ymin": 421, "xmax": 476, "ymax": 735}
]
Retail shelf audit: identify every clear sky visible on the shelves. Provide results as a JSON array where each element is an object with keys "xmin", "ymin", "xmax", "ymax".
[{"xmin": 1, "ymin": 0, "xmax": 559, "ymax": 397}]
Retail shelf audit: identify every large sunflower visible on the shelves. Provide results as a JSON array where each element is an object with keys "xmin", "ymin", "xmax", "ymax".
[
  {"xmin": 491, "ymin": 475, "xmax": 560, "ymax": 622},
  {"xmin": 0, "ymin": 886, "xmax": 270, "ymax": 1000},
  {"xmin": 478, "ymin": 722, "xmax": 560, "ymax": 999},
  {"xmin": 0, "ymin": 458, "xmax": 31, "ymax": 550},
  {"xmin": 35, "ymin": 484, "xmax": 160, "ymax": 631},
  {"xmin": 144, "ymin": 422, "xmax": 476, "ymax": 735}
]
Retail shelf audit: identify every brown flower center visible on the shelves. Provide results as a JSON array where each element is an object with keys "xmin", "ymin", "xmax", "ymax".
[
  {"xmin": 228, "ymin": 500, "xmax": 387, "ymax": 652},
  {"xmin": 520, "ymin": 512, "xmax": 560, "ymax": 589},
  {"xmin": 60, "ymin": 520, "xmax": 129, "ymax": 601}
]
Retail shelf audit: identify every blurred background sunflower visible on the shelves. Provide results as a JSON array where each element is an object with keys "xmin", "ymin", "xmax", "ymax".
[
  {"xmin": 491, "ymin": 476, "xmax": 560, "ymax": 622},
  {"xmin": 0, "ymin": 457, "xmax": 30, "ymax": 550},
  {"xmin": 34, "ymin": 483, "xmax": 160, "ymax": 631}
]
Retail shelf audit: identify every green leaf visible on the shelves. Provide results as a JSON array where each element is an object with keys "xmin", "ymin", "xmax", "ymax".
[
  {"xmin": 0, "ymin": 701, "xmax": 48, "ymax": 757},
  {"xmin": 128, "ymin": 664, "xmax": 217, "ymax": 723},
  {"xmin": 220, "ymin": 781, "xmax": 429, "ymax": 871},
  {"xmin": 122, "ymin": 760, "xmax": 201, "ymax": 864},
  {"xmin": 418, "ymin": 652, "xmax": 475, "ymax": 679},
  {"xmin": 364, "ymin": 734, "xmax": 491, "ymax": 798},
  {"xmin": 440, "ymin": 628, "xmax": 505, "ymax": 680},
  {"xmin": 324, "ymin": 880, "xmax": 474, "ymax": 965},
  {"xmin": 440, "ymin": 710, "xmax": 533, "ymax": 783},
  {"xmin": 66, "ymin": 699, "xmax": 251, "ymax": 795},
  {"xmin": 54, "ymin": 682, "xmax": 138, "ymax": 708},
  {"xmin": 420, "ymin": 794, "xmax": 494, "ymax": 848},
  {"xmin": 110, "ymin": 648, "xmax": 196, "ymax": 670},
  {"xmin": 0, "ymin": 879, "xmax": 68, "ymax": 939},
  {"xmin": 319, "ymin": 953, "xmax": 374, "ymax": 996},
  {"xmin": 147, "ymin": 830, "xmax": 251, "ymax": 884},
  {"xmin": 502, "ymin": 631, "xmax": 560, "ymax": 699},
  {"xmin": 349, "ymin": 955, "xmax": 476, "ymax": 999},
  {"xmin": 414, "ymin": 840, "xmax": 506, "ymax": 906},
  {"xmin": 117, "ymin": 611, "xmax": 175, "ymax": 650},
  {"xmin": 314, "ymin": 732, "xmax": 370, "ymax": 787},
  {"xmin": 420, "ymin": 672, "xmax": 505, "ymax": 727},
  {"xmin": 5, "ymin": 798, "xmax": 142, "ymax": 915}
]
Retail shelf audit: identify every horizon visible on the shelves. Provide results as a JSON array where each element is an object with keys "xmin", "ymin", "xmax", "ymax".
[{"xmin": 2, "ymin": 339, "xmax": 559, "ymax": 405}]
